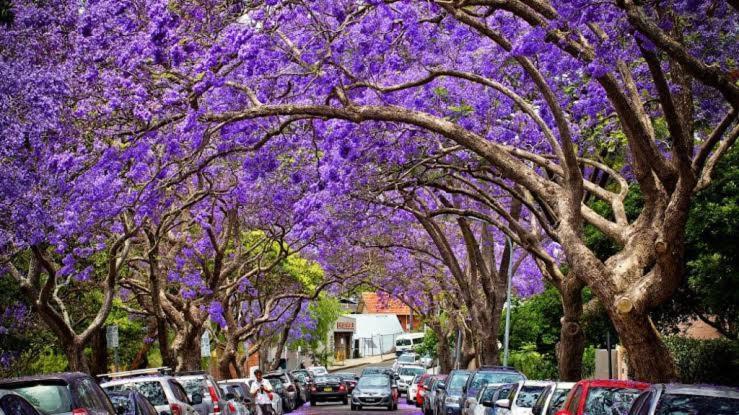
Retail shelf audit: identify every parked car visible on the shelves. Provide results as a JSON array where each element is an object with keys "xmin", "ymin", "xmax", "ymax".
[
  {"xmin": 360, "ymin": 367, "xmax": 397, "ymax": 379},
  {"xmin": 0, "ymin": 372, "xmax": 116, "ymax": 415},
  {"xmin": 351, "ymin": 374, "xmax": 398, "ymax": 411},
  {"xmin": 393, "ymin": 353, "xmax": 420, "ymax": 371},
  {"xmin": 422, "ymin": 375, "xmax": 447, "ymax": 415},
  {"xmin": 419, "ymin": 355, "xmax": 436, "ymax": 369},
  {"xmin": 462, "ymin": 367, "xmax": 526, "ymax": 415},
  {"xmin": 494, "ymin": 380, "xmax": 551, "ymax": 415},
  {"xmin": 532, "ymin": 382, "xmax": 575, "ymax": 415},
  {"xmin": 408, "ymin": 375, "xmax": 421, "ymax": 405},
  {"xmin": 106, "ymin": 390, "xmax": 159, "ymax": 415},
  {"xmin": 308, "ymin": 375, "xmax": 348, "ymax": 406},
  {"xmin": 435, "ymin": 369, "xmax": 471, "ymax": 415},
  {"xmin": 397, "ymin": 365, "xmax": 426, "ymax": 395},
  {"xmin": 627, "ymin": 383, "xmax": 739, "ymax": 415},
  {"xmin": 288, "ymin": 371, "xmax": 312, "ymax": 404},
  {"xmin": 175, "ymin": 372, "xmax": 230, "ymax": 415},
  {"xmin": 217, "ymin": 384, "xmax": 251, "ymax": 415},
  {"xmin": 101, "ymin": 370, "xmax": 200, "ymax": 415},
  {"xmin": 417, "ymin": 374, "xmax": 436, "ymax": 407},
  {"xmin": 216, "ymin": 381, "xmax": 252, "ymax": 414},
  {"xmin": 555, "ymin": 379, "xmax": 649, "ymax": 415},
  {"xmin": 0, "ymin": 390, "xmax": 44, "ymax": 415},
  {"xmin": 267, "ymin": 376, "xmax": 295, "ymax": 413},
  {"xmin": 472, "ymin": 384, "xmax": 516, "ymax": 415},
  {"xmin": 264, "ymin": 372, "xmax": 299, "ymax": 411},
  {"xmin": 333, "ymin": 372, "xmax": 359, "ymax": 393}
]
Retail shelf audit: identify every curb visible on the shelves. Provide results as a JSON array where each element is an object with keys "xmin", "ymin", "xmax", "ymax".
[{"xmin": 327, "ymin": 354, "xmax": 396, "ymax": 373}]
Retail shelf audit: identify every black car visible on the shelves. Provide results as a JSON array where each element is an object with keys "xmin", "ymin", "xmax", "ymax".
[
  {"xmin": 628, "ymin": 383, "xmax": 739, "ymax": 415},
  {"xmin": 106, "ymin": 391, "xmax": 159, "ymax": 415},
  {"xmin": 0, "ymin": 390, "xmax": 44, "ymax": 415},
  {"xmin": 436, "ymin": 369, "xmax": 471, "ymax": 415},
  {"xmin": 309, "ymin": 375, "xmax": 348, "ymax": 406},
  {"xmin": 0, "ymin": 372, "xmax": 116, "ymax": 415},
  {"xmin": 351, "ymin": 374, "xmax": 398, "ymax": 411}
]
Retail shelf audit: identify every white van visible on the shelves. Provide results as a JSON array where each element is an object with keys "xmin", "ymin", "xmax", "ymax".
[{"xmin": 395, "ymin": 332, "xmax": 425, "ymax": 355}]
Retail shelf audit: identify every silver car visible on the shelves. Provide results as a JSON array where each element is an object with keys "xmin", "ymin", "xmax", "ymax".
[
  {"xmin": 101, "ymin": 374, "xmax": 199, "ymax": 415},
  {"xmin": 176, "ymin": 372, "xmax": 230, "ymax": 415}
]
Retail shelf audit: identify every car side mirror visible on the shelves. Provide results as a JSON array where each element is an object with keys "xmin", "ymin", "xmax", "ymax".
[
  {"xmin": 437, "ymin": 382, "xmax": 446, "ymax": 390},
  {"xmin": 555, "ymin": 410, "xmax": 571, "ymax": 415},
  {"xmin": 225, "ymin": 392, "xmax": 235, "ymax": 400},
  {"xmin": 190, "ymin": 393, "xmax": 203, "ymax": 405},
  {"xmin": 494, "ymin": 398, "xmax": 511, "ymax": 409},
  {"xmin": 462, "ymin": 385, "xmax": 467, "ymax": 394}
]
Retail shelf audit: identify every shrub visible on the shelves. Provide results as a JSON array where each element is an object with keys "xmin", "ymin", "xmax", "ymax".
[{"xmin": 663, "ymin": 336, "xmax": 739, "ymax": 386}]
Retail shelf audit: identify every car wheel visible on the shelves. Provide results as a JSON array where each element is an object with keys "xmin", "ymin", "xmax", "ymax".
[
  {"xmin": 387, "ymin": 403, "xmax": 393, "ymax": 411},
  {"xmin": 342, "ymin": 397, "xmax": 348, "ymax": 405},
  {"xmin": 310, "ymin": 400, "xmax": 316, "ymax": 406}
]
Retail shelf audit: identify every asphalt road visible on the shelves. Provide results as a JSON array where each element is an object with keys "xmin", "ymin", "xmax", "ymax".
[{"xmin": 293, "ymin": 359, "xmax": 424, "ymax": 415}]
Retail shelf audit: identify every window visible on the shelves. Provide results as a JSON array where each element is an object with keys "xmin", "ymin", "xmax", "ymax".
[
  {"xmin": 9, "ymin": 384, "xmax": 73, "ymax": 414},
  {"xmin": 108, "ymin": 394, "xmax": 135, "ymax": 415},
  {"xmin": 357, "ymin": 376, "xmax": 390, "ymax": 388},
  {"xmin": 469, "ymin": 372, "xmax": 525, "ymax": 391},
  {"xmin": 628, "ymin": 391, "xmax": 652, "ymax": 415},
  {"xmin": 583, "ymin": 387, "xmax": 642, "ymax": 415},
  {"xmin": 568, "ymin": 386, "xmax": 583, "ymax": 413},
  {"xmin": 105, "ymin": 381, "xmax": 168, "ymax": 406},
  {"xmin": 446, "ymin": 373, "xmax": 471, "ymax": 392},
  {"xmin": 547, "ymin": 388, "xmax": 572, "ymax": 415},
  {"xmin": 654, "ymin": 394, "xmax": 739, "ymax": 415},
  {"xmin": 0, "ymin": 395, "xmax": 42, "ymax": 415},
  {"xmin": 396, "ymin": 339, "xmax": 412, "ymax": 347},
  {"xmin": 398, "ymin": 367, "xmax": 425, "ymax": 377},
  {"xmin": 169, "ymin": 380, "xmax": 189, "ymax": 402},
  {"xmin": 179, "ymin": 379, "xmax": 207, "ymax": 399},
  {"xmin": 531, "ymin": 385, "xmax": 552, "ymax": 415},
  {"xmin": 516, "ymin": 386, "xmax": 547, "ymax": 408},
  {"xmin": 76, "ymin": 379, "xmax": 107, "ymax": 410}
]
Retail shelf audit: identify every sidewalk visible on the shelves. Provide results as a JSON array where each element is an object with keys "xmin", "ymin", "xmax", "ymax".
[{"xmin": 327, "ymin": 353, "xmax": 396, "ymax": 372}]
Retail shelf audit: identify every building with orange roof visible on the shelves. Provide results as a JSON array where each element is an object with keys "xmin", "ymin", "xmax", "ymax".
[{"xmin": 357, "ymin": 292, "xmax": 421, "ymax": 332}]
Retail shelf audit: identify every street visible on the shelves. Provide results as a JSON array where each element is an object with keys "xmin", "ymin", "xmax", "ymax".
[{"xmin": 293, "ymin": 359, "xmax": 424, "ymax": 415}]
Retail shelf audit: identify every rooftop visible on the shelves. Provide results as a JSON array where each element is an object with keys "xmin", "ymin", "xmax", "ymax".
[{"xmin": 358, "ymin": 292, "xmax": 410, "ymax": 315}]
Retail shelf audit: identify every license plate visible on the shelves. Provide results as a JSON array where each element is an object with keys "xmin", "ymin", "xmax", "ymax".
[{"xmin": 324, "ymin": 387, "xmax": 333, "ymax": 392}]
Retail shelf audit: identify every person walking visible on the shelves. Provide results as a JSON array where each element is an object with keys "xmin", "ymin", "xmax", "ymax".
[{"xmin": 250, "ymin": 369, "xmax": 275, "ymax": 415}]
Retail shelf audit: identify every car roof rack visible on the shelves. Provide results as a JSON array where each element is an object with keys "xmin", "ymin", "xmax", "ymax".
[
  {"xmin": 97, "ymin": 367, "xmax": 172, "ymax": 382},
  {"xmin": 174, "ymin": 370, "xmax": 208, "ymax": 376}
]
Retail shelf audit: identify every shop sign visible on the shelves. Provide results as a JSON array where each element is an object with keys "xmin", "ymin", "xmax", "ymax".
[{"xmin": 336, "ymin": 321, "xmax": 355, "ymax": 331}]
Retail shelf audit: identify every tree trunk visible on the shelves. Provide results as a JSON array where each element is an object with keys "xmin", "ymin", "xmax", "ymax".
[
  {"xmin": 608, "ymin": 309, "xmax": 678, "ymax": 382},
  {"xmin": 156, "ymin": 317, "xmax": 176, "ymax": 369},
  {"xmin": 430, "ymin": 322, "xmax": 453, "ymax": 373},
  {"xmin": 89, "ymin": 327, "xmax": 109, "ymax": 376},
  {"xmin": 130, "ymin": 320, "xmax": 158, "ymax": 370},
  {"xmin": 218, "ymin": 338, "xmax": 240, "ymax": 379},
  {"xmin": 558, "ymin": 278, "xmax": 586, "ymax": 381},
  {"xmin": 65, "ymin": 339, "xmax": 90, "ymax": 373},
  {"xmin": 173, "ymin": 328, "xmax": 203, "ymax": 372}
]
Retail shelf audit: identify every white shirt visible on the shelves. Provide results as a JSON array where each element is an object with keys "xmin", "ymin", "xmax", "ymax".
[{"xmin": 250, "ymin": 378, "xmax": 274, "ymax": 405}]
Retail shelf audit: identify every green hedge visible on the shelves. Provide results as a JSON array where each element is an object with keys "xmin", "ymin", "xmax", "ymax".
[{"xmin": 663, "ymin": 336, "xmax": 739, "ymax": 386}]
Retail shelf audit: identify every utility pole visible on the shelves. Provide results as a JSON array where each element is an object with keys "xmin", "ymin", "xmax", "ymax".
[
  {"xmin": 503, "ymin": 236, "xmax": 514, "ymax": 366},
  {"xmin": 454, "ymin": 328, "xmax": 462, "ymax": 370}
]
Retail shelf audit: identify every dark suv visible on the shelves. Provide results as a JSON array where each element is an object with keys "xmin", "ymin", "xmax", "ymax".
[
  {"xmin": 461, "ymin": 366, "xmax": 525, "ymax": 415},
  {"xmin": 436, "ymin": 370, "xmax": 470, "ymax": 415},
  {"xmin": 0, "ymin": 372, "xmax": 116, "ymax": 415}
]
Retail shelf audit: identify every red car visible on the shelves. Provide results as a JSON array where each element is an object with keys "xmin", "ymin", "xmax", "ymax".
[
  {"xmin": 556, "ymin": 379, "xmax": 650, "ymax": 415},
  {"xmin": 415, "ymin": 374, "xmax": 434, "ymax": 407}
]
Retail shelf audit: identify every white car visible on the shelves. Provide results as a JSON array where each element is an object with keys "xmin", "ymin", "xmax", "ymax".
[
  {"xmin": 392, "ymin": 353, "xmax": 419, "ymax": 372},
  {"xmin": 496, "ymin": 381, "xmax": 552, "ymax": 415},
  {"xmin": 306, "ymin": 366, "xmax": 328, "ymax": 377},
  {"xmin": 396, "ymin": 365, "xmax": 426, "ymax": 394},
  {"xmin": 531, "ymin": 382, "xmax": 575, "ymax": 415},
  {"xmin": 407, "ymin": 375, "xmax": 421, "ymax": 405}
]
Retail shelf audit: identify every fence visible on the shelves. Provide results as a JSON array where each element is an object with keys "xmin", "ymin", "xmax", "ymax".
[{"xmin": 355, "ymin": 332, "xmax": 402, "ymax": 357}]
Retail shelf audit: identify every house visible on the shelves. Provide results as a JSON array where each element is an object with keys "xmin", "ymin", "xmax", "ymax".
[{"xmin": 357, "ymin": 292, "xmax": 422, "ymax": 332}]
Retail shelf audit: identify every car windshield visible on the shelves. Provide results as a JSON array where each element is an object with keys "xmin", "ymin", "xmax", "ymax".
[
  {"xmin": 8, "ymin": 384, "xmax": 72, "ymax": 414},
  {"xmin": 469, "ymin": 372, "xmax": 524, "ymax": 391},
  {"xmin": 516, "ymin": 386, "xmax": 547, "ymax": 408},
  {"xmin": 104, "ymin": 381, "xmax": 168, "ymax": 406},
  {"xmin": 396, "ymin": 339, "xmax": 412, "ymax": 346},
  {"xmin": 447, "ymin": 372, "xmax": 471, "ymax": 392},
  {"xmin": 655, "ymin": 394, "xmax": 739, "ymax": 415},
  {"xmin": 398, "ymin": 355, "xmax": 416, "ymax": 363},
  {"xmin": 584, "ymin": 387, "xmax": 642, "ymax": 415},
  {"xmin": 358, "ymin": 376, "xmax": 389, "ymax": 388},
  {"xmin": 268, "ymin": 379, "xmax": 284, "ymax": 389},
  {"xmin": 547, "ymin": 388, "xmax": 572, "ymax": 415},
  {"xmin": 310, "ymin": 368, "xmax": 328, "ymax": 376},
  {"xmin": 399, "ymin": 367, "xmax": 425, "ymax": 377}
]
